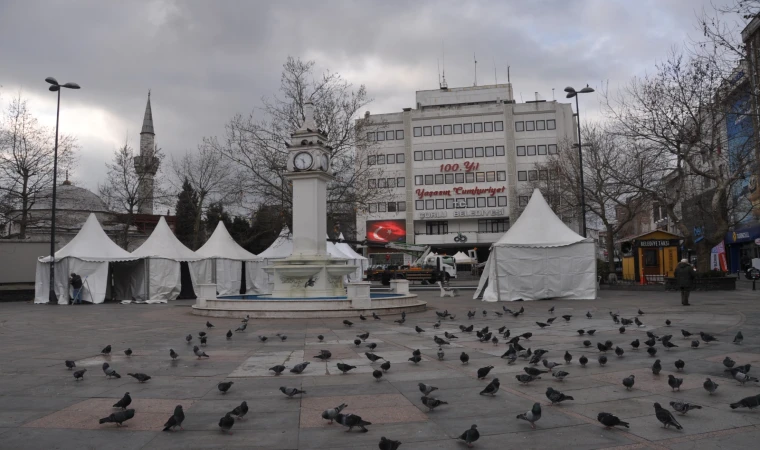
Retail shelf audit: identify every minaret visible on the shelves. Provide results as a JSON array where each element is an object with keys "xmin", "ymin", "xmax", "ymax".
[{"xmin": 134, "ymin": 91, "xmax": 159, "ymax": 214}]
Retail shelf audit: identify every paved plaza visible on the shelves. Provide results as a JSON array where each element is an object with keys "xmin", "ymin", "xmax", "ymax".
[{"xmin": 1, "ymin": 287, "xmax": 760, "ymax": 449}]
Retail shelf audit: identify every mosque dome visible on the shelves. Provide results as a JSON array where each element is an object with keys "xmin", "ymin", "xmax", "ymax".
[{"xmin": 30, "ymin": 181, "xmax": 110, "ymax": 213}]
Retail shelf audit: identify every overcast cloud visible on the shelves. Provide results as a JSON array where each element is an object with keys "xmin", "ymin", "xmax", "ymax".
[{"xmin": 0, "ymin": 0, "xmax": 740, "ymax": 197}]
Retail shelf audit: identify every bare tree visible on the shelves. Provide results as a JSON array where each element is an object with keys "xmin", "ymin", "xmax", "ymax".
[
  {"xmin": 204, "ymin": 57, "xmax": 391, "ymax": 240},
  {"xmin": 98, "ymin": 138, "xmax": 165, "ymax": 248},
  {"xmin": 0, "ymin": 93, "xmax": 77, "ymax": 238}
]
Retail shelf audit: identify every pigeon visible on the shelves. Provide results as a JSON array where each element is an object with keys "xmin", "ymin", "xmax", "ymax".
[
  {"xmin": 723, "ymin": 357, "xmax": 736, "ymax": 368},
  {"xmin": 517, "ymin": 402, "xmax": 542, "ymax": 429},
  {"xmin": 199, "ymin": 336, "xmax": 207, "ymax": 346},
  {"xmin": 536, "ymin": 322, "xmax": 549, "ymax": 329},
  {"xmin": 124, "ymin": 348, "xmax": 132, "ymax": 357},
  {"xmin": 579, "ymin": 355, "xmax": 588, "ymax": 366},
  {"xmin": 521, "ymin": 332, "xmax": 533, "ymax": 339},
  {"xmin": 516, "ymin": 374, "xmax": 540, "ymax": 384},
  {"xmin": 128, "ymin": 373, "xmax": 151, "ymax": 383},
  {"xmin": 552, "ymin": 370, "xmax": 569, "ymax": 381},
  {"xmin": 583, "ymin": 340, "xmax": 592, "ymax": 347},
  {"xmin": 598, "ymin": 355, "xmax": 608, "ymax": 367},
  {"xmin": 235, "ymin": 323, "xmax": 246, "ymax": 332},
  {"xmin": 433, "ymin": 336, "xmax": 450, "ymax": 346},
  {"xmin": 563, "ymin": 351, "xmax": 572, "ymax": 364},
  {"xmin": 652, "ymin": 359, "xmax": 662, "ymax": 375},
  {"xmin": 226, "ymin": 330, "xmax": 232, "ymax": 340},
  {"xmin": 366, "ymin": 343, "xmax": 377, "ymax": 351},
  {"xmin": 691, "ymin": 340, "xmax": 699, "ymax": 348},
  {"xmin": 102, "ymin": 363, "xmax": 120, "ymax": 379},
  {"xmin": 418, "ymin": 383, "xmax": 438, "ymax": 395},
  {"xmin": 317, "ymin": 335, "xmax": 324, "ymax": 342},
  {"xmin": 279, "ymin": 334, "xmax": 287, "ymax": 342},
  {"xmin": 529, "ymin": 354, "xmax": 542, "ymax": 366},
  {"xmin": 597, "ymin": 342, "xmax": 608, "ymax": 353},
  {"xmin": 193, "ymin": 345, "xmax": 209, "ymax": 359},
  {"xmin": 73, "ymin": 369, "xmax": 86, "ymax": 380},
  {"xmin": 615, "ymin": 347, "xmax": 625, "ymax": 357},
  {"xmin": 343, "ymin": 320, "xmax": 353, "ymax": 327},
  {"xmin": 587, "ymin": 330, "xmax": 596, "ymax": 336},
  {"xmin": 322, "ymin": 403, "xmax": 348, "ymax": 424},
  {"xmin": 562, "ymin": 315, "xmax": 572, "ymax": 322},
  {"xmin": 279, "ymin": 386, "xmax": 305, "ymax": 398},
  {"xmin": 577, "ymin": 329, "xmax": 585, "ymax": 335},
  {"xmin": 372, "ymin": 369, "xmax": 383, "ymax": 381},
  {"xmin": 623, "ymin": 375, "xmax": 635, "ymax": 390},
  {"xmin": 647, "ymin": 347, "xmax": 657, "ymax": 357},
  {"xmin": 524, "ymin": 367, "xmax": 548, "ymax": 377},
  {"xmin": 365, "ymin": 353, "xmax": 384, "ymax": 363},
  {"xmin": 673, "ymin": 359, "xmax": 685, "ymax": 372},
  {"xmin": 457, "ymin": 424, "xmax": 480, "ymax": 447},
  {"xmin": 270, "ymin": 365, "xmax": 286, "ymax": 375},
  {"xmin": 218, "ymin": 413, "xmax": 235, "ymax": 433},
  {"xmin": 99, "ymin": 409, "xmax": 135, "ymax": 427},
  {"xmin": 547, "ymin": 317, "xmax": 557, "ymax": 324},
  {"xmin": 162, "ymin": 405, "xmax": 185, "ymax": 431},
  {"xmin": 668, "ymin": 374, "xmax": 683, "ymax": 391},
  {"xmin": 335, "ymin": 413, "xmax": 371, "ymax": 432},
  {"xmin": 65, "ymin": 360, "xmax": 76, "ymax": 370},
  {"xmin": 372, "ymin": 312, "xmax": 381, "ymax": 320},
  {"xmin": 433, "ymin": 321, "xmax": 441, "ymax": 329},
  {"xmin": 290, "ymin": 362, "xmax": 310, "ymax": 374},
  {"xmin": 482, "ymin": 310, "xmax": 487, "ymax": 317},
  {"xmin": 730, "ymin": 394, "xmax": 760, "ymax": 409},
  {"xmin": 734, "ymin": 331, "xmax": 744, "ymax": 344},
  {"xmin": 258, "ymin": 336, "xmax": 268, "ymax": 343},
  {"xmin": 518, "ymin": 348, "xmax": 532, "ymax": 359},
  {"xmin": 542, "ymin": 360, "xmax": 562, "ymax": 371},
  {"xmin": 663, "ymin": 341, "xmax": 678, "ymax": 350},
  {"xmin": 206, "ymin": 321, "xmax": 214, "ymax": 329},
  {"xmin": 621, "ymin": 318, "xmax": 633, "ymax": 326},
  {"xmin": 548, "ymin": 306, "xmax": 555, "ymax": 314},
  {"xmin": 597, "ymin": 412, "xmax": 629, "ymax": 429},
  {"xmin": 619, "ymin": 326, "xmax": 626, "ymax": 334},
  {"xmin": 314, "ymin": 350, "xmax": 332, "ymax": 361},
  {"xmin": 670, "ymin": 401, "xmax": 701, "ymax": 415},
  {"xmin": 421, "ymin": 396, "xmax": 448, "ymax": 411},
  {"xmin": 394, "ymin": 318, "xmax": 406, "ymax": 325},
  {"xmin": 359, "ymin": 314, "xmax": 366, "ymax": 321},
  {"xmin": 734, "ymin": 370, "xmax": 759, "ymax": 385},
  {"xmin": 654, "ymin": 402, "xmax": 682, "ymax": 429},
  {"xmin": 703, "ymin": 377, "xmax": 718, "ymax": 394},
  {"xmin": 198, "ymin": 331, "xmax": 206, "ymax": 338},
  {"xmin": 700, "ymin": 331, "xmax": 717, "ymax": 343},
  {"xmin": 546, "ymin": 386, "xmax": 573, "ymax": 404},
  {"xmin": 459, "ymin": 352, "xmax": 470, "ymax": 365},
  {"xmin": 665, "ymin": 319, "xmax": 671, "ymax": 326},
  {"xmin": 437, "ymin": 348, "xmax": 445, "ymax": 361},
  {"xmin": 101, "ymin": 345, "xmax": 112, "ymax": 355},
  {"xmin": 477, "ymin": 366, "xmax": 494, "ymax": 380},
  {"xmin": 354, "ymin": 339, "xmax": 362, "ymax": 347},
  {"xmin": 378, "ymin": 436, "xmax": 402, "ymax": 450},
  {"xmin": 218, "ymin": 381, "xmax": 234, "ymax": 394},
  {"xmin": 380, "ymin": 360, "xmax": 391, "ymax": 372},
  {"xmin": 334, "ymin": 363, "xmax": 356, "ymax": 374},
  {"xmin": 241, "ymin": 314, "xmax": 249, "ymax": 323},
  {"xmin": 480, "ymin": 378, "xmax": 500, "ymax": 396},
  {"xmin": 408, "ymin": 355, "xmax": 422, "ymax": 364},
  {"xmin": 113, "ymin": 392, "xmax": 132, "ymax": 410},
  {"xmin": 229, "ymin": 401, "xmax": 248, "ymax": 420},
  {"xmin": 467, "ymin": 310, "xmax": 476, "ymax": 319},
  {"xmin": 586, "ymin": 311, "xmax": 592, "ymax": 319},
  {"xmin": 630, "ymin": 339, "xmax": 640, "ymax": 350},
  {"xmin": 412, "ymin": 349, "xmax": 421, "ymax": 357},
  {"xmin": 357, "ymin": 332, "xmax": 370, "ymax": 341}
]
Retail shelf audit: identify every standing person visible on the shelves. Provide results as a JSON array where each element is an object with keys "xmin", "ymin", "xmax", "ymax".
[
  {"xmin": 69, "ymin": 273, "xmax": 83, "ymax": 305},
  {"xmin": 673, "ymin": 259, "xmax": 696, "ymax": 306}
]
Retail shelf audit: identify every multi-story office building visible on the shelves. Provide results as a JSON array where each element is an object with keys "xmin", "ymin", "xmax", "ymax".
[{"xmin": 357, "ymin": 83, "xmax": 577, "ymax": 263}]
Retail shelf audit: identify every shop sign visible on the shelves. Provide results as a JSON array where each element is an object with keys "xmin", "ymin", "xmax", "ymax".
[
  {"xmin": 416, "ymin": 186, "xmax": 506, "ymax": 199},
  {"xmin": 638, "ymin": 239, "xmax": 679, "ymax": 247}
]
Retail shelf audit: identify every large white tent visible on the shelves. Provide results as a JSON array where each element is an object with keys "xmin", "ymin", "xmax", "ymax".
[
  {"xmin": 193, "ymin": 222, "xmax": 267, "ymax": 296},
  {"xmin": 129, "ymin": 217, "xmax": 204, "ymax": 301},
  {"xmin": 453, "ymin": 251, "xmax": 474, "ymax": 265},
  {"xmin": 336, "ymin": 233, "xmax": 368, "ymax": 282},
  {"xmin": 35, "ymin": 213, "xmax": 139, "ymax": 304},
  {"xmin": 474, "ymin": 189, "xmax": 597, "ymax": 301}
]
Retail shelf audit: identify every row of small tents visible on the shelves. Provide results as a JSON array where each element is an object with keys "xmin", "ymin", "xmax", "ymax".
[{"xmin": 34, "ymin": 214, "xmax": 368, "ymax": 304}]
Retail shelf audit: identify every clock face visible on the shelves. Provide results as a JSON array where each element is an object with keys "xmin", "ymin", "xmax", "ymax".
[
  {"xmin": 321, "ymin": 154, "xmax": 330, "ymax": 171},
  {"xmin": 294, "ymin": 152, "xmax": 313, "ymax": 170}
]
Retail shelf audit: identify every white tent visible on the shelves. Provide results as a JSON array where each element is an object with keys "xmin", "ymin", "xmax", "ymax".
[
  {"xmin": 453, "ymin": 251, "xmax": 474, "ymax": 265},
  {"xmin": 35, "ymin": 213, "xmax": 139, "ymax": 304},
  {"xmin": 336, "ymin": 233, "xmax": 369, "ymax": 282},
  {"xmin": 130, "ymin": 217, "xmax": 204, "ymax": 301},
  {"xmin": 474, "ymin": 189, "xmax": 597, "ymax": 301},
  {"xmin": 193, "ymin": 222, "xmax": 267, "ymax": 296}
]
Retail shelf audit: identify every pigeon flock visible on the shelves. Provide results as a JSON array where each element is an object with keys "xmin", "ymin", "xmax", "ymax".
[{"xmin": 60, "ymin": 303, "xmax": 757, "ymax": 447}]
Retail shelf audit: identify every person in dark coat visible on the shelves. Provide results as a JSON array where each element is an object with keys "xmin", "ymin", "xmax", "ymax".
[
  {"xmin": 673, "ymin": 259, "xmax": 695, "ymax": 306},
  {"xmin": 69, "ymin": 273, "xmax": 84, "ymax": 305}
]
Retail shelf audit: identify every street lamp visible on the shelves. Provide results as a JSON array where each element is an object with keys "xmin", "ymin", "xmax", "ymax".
[
  {"xmin": 564, "ymin": 84, "xmax": 594, "ymax": 238},
  {"xmin": 45, "ymin": 77, "xmax": 80, "ymax": 304}
]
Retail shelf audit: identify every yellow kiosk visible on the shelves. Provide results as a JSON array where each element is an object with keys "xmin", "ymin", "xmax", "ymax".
[{"xmin": 619, "ymin": 231, "xmax": 682, "ymax": 283}]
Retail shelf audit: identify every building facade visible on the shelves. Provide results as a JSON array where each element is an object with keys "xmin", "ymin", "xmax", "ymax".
[{"xmin": 356, "ymin": 84, "xmax": 577, "ymax": 261}]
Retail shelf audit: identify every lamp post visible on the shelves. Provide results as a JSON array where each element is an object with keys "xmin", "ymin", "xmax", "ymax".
[
  {"xmin": 45, "ymin": 77, "xmax": 80, "ymax": 304},
  {"xmin": 564, "ymin": 84, "xmax": 594, "ymax": 238}
]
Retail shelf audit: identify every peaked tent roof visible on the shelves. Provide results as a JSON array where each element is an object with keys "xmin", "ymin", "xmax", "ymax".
[
  {"xmin": 258, "ymin": 227, "xmax": 293, "ymax": 259},
  {"xmin": 495, "ymin": 189, "xmax": 589, "ymax": 248},
  {"xmin": 39, "ymin": 213, "xmax": 137, "ymax": 263},
  {"xmin": 131, "ymin": 216, "xmax": 201, "ymax": 261},
  {"xmin": 453, "ymin": 251, "xmax": 474, "ymax": 263},
  {"xmin": 336, "ymin": 233, "xmax": 367, "ymax": 260},
  {"xmin": 195, "ymin": 221, "xmax": 260, "ymax": 261}
]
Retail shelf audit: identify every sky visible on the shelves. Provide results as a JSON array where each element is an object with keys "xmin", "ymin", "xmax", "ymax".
[{"xmin": 0, "ymin": 0, "xmax": 744, "ymax": 196}]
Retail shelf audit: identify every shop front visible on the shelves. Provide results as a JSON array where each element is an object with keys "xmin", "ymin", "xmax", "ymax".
[
  {"xmin": 619, "ymin": 231, "xmax": 682, "ymax": 283},
  {"xmin": 724, "ymin": 224, "xmax": 760, "ymax": 273}
]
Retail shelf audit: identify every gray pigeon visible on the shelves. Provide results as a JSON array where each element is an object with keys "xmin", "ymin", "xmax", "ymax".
[
  {"xmin": 668, "ymin": 374, "xmax": 683, "ymax": 391},
  {"xmin": 290, "ymin": 362, "xmax": 310, "ymax": 374},
  {"xmin": 230, "ymin": 401, "xmax": 248, "ymax": 420},
  {"xmin": 670, "ymin": 401, "xmax": 701, "ymax": 415},
  {"xmin": 381, "ymin": 360, "xmax": 391, "ymax": 372},
  {"xmin": 457, "ymin": 424, "xmax": 480, "ymax": 447},
  {"xmin": 437, "ymin": 348, "xmax": 445, "ymax": 361},
  {"xmin": 408, "ymin": 355, "xmax": 422, "ymax": 364},
  {"xmin": 734, "ymin": 331, "xmax": 744, "ymax": 344},
  {"xmin": 336, "ymin": 363, "xmax": 356, "ymax": 374},
  {"xmin": 477, "ymin": 366, "xmax": 494, "ymax": 379},
  {"xmin": 724, "ymin": 357, "xmax": 736, "ymax": 368},
  {"xmin": 321, "ymin": 403, "xmax": 347, "ymax": 423},
  {"xmin": 542, "ymin": 360, "xmax": 562, "ymax": 371},
  {"xmin": 335, "ymin": 413, "xmax": 371, "ymax": 432},
  {"xmin": 597, "ymin": 412, "xmax": 629, "ymax": 429},
  {"xmin": 546, "ymin": 387, "xmax": 573, "ymax": 405},
  {"xmin": 516, "ymin": 374, "xmax": 540, "ymax": 384},
  {"xmin": 480, "ymin": 378, "xmax": 500, "ymax": 396},
  {"xmin": 524, "ymin": 367, "xmax": 548, "ymax": 377},
  {"xmin": 654, "ymin": 402, "xmax": 682, "ymax": 429},
  {"xmin": 280, "ymin": 386, "xmax": 305, "ymax": 398},
  {"xmin": 691, "ymin": 340, "xmax": 700, "ymax": 348},
  {"xmin": 378, "ymin": 436, "xmax": 401, "ymax": 450},
  {"xmin": 193, "ymin": 345, "xmax": 209, "ymax": 359},
  {"xmin": 373, "ymin": 369, "xmax": 383, "ymax": 381},
  {"xmin": 113, "ymin": 392, "xmax": 131, "ymax": 410},
  {"xmin": 99, "ymin": 409, "xmax": 135, "ymax": 426},
  {"xmin": 102, "ymin": 363, "xmax": 121, "ymax": 379},
  {"xmin": 734, "ymin": 370, "xmax": 759, "ymax": 385},
  {"xmin": 128, "ymin": 372, "xmax": 151, "ymax": 383},
  {"xmin": 517, "ymin": 402, "xmax": 542, "ymax": 429},
  {"xmin": 124, "ymin": 348, "xmax": 132, "ymax": 357},
  {"xmin": 226, "ymin": 330, "xmax": 233, "ymax": 340},
  {"xmin": 170, "ymin": 349, "xmax": 178, "ymax": 360},
  {"xmin": 365, "ymin": 352, "xmax": 384, "ymax": 363},
  {"xmin": 704, "ymin": 378, "xmax": 718, "ymax": 395},
  {"xmin": 418, "ymin": 383, "xmax": 439, "ymax": 395},
  {"xmin": 421, "ymin": 396, "xmax": 448, "ymax": 411},
  {"xmin": 623, "ymin": 375, "xmax": 635, "ymax": 390},
  {"xmin": 217, "ymin": 381, "xmax": 234, "ymax": 394},
  {"xmin": 73, "ymin": 368, "xmax": 86, "ymax": 380},
  {"xmin": 652, "ymin": 359, "xmax": 662, "ymax": 375},
  {"xmin": 579, "ymin": 355, "xmax": 588, "ymax": 366},
  {"xmin": 235, "ymin": 323, "xmax": 247, "ymax": 332},
  {"xmin": 730, "ymin": 394, "xmax": 760, "ymax": 409},
  {"xmin": 186, "ymin": 334, "xmax": 193, "ymax": 343},
  {"xmin": 218, "ymin": 413, "xmax": 234, "ymax": 433},
  {"xmin": 270, "ymin": 365, "xmax": 286, "ymax": 375},
  {"xmin": 101, "ymin": 345, "xmax": 112, "ymax": 355},
  {"xmin": 552, "ymin": 371, "xmax": 569, "ymax": 381},
  {"xmin": 674, "ymin": 359, "xmax": 685, "ymax": 371},
  {"xmin": 313, "ymin": 350, "xmax": 332, "ymax": 361},
  {"xmin": 65, "ymin": 360, "xmax": 76, "ymax": 370},
  {"xmin": 460, "ymin": 352, "xmax": 470, "ymax": 365},
  {"xmin": 162, "ymin": 405, "xmax": 185, "ymax": 431}
]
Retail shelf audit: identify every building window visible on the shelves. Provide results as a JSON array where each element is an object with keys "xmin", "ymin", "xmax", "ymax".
[
  {"xmin": 426, "ymin": 221, "xmax": 448, "ymax": 235},
  {"xmin": 494, "ymin": 121, "xmax": 504, "ymax": 131},
  {"xmin": 435, "ymin": 174, "xmax": 444, "ymax": 184},
  {"xmin": 453, "ymin": 124, "xmax": 462, "ymax": 134},
  {"xmin": 443, "ymin": 125, "xmax": 452, "ymax": 135},
  {"xmin": 425, "ymin": 199, "xmax": 434, "ymax": 210},
  {"xmin": 377, "ymin": 132, "xmax": 385, "ymax": 141},
  {"xmin": 424, "ymin": 150, "xmax": 433, "ymax": 160},
  {"xmin": 414, "ymin": 151, "xmax": 423, "ymax": 161},
  {"xmin": 377, "ymin": 154, "xmax": 385, "ymax": 164},
  {"xmin": 368, "ymin": 179, "xmax": 376, "ymax": 188},
  {"xmin": 518, "ymin": 171, "xmax": 527, "ymax": 181},
  {"xmin": 476, "ymin": 172, "xmax": 485, "ymax": 182},
  {"xmin": 398, "ymin": 201, "xmax": 406, "ymax": 211},
  {"xmin": 519, "ymin": 196, "xmax": 529, "ymax": 207},
  {"xmin": 367, "ymin": 132, "xmax": 375, "ymax": 141},
  {"xmin": 465, "ymin": 172, "xmax": 475, "ymax": 183},
  {"xmin": 475, "ymin": 147, "xmax": 484, "ymax": 157},
  {"xmin": 547, "ymin": 119, "xmax": 556, "ymax": 130},
  {"xmin": 455, "ymin": 198, "xmax": 466, "ymax": 208},
  {"xmin": 455, "ymin": 173, "xmax": 464, "ymax": 183},
  {"xmin": 369, "ymin": 203, "xmax": 377, "ymax": 213},
  {"xmin": 467, "ymin": 197, "xmax": 476, "ymax": 208},
  {"xmin": 548, "ymin": 144, "xmax": 558, "ymax": 155},
  {"xmin": 423, "ymin": 126, "xmax": 432, "ymax": 136},
  {"xmin": 539, "ymin": 170, "xmax": 548, "ymax": 180},
  {"xmin": 643, "ymin": 249, "xmax": 658, "ymax": 267},
  {"xmin": 477, "ymin": 197, "xmax": 486, "ymax": 208},
  {"xmin": 414, "ymin": 127, "xmax": 422, "ymax": 137},
  {"xmin": 444, "ymin": 149, "xmax": 453, "ymax": 159},
  {"xmin": 484, "ymin": 122, "xmax": 493, "ymax": 132},
  {"xmin": 497, "ymin": 171, "xmax": 506, "ymax": 181},
  {"xmin": 454, "ymin": 148, "xmax": 463, "ymax": 158},
  {"xmin": 446, "ymin": 198, "xmax": 455, "ymax": 209},
  {"xmin": 538, "ymin": 145, "xmax": 547, "ymax": 155},
  {"xmin": 397, "ymin": 177, "xmax": 405, "ymax": 187},
  {"xmin": 525, "ymin": 121, "xmax": 535, "ymax": 131},
  {"xmin": 536, "ymin": 120, "xmax": 545, "ymax": 131},
  {"xmin": 387, "ymin": 202, "xmax": 396, "ymax": 212},
  {"xmin": 485, "ymin": 146, "xmax": 494, "ymax": 157},
  {"xmin": 436, "ymin": 199, "xmax": 445, "ymax": 209},
  {"xmin": 387, "ymin": 178, "xmax": 396, "ymax": 188},
  {"xmin": 479, "ymin": 218, "xmax": 509, "ymax": 233},
  {"xmin": 396, "ymin": 153, "xmax": 405, "ymax": 163},
  {"xmin": 445, "ymin": 173, "xmax": 454, "ymax": 184},
  {"xmin": 378, "ymin": 202, "xmax": 387, "ymax": 212},
  {"xmin": 385, "ymin": 130, "xmax": 394, "ymax": 140},
  {"xmin": 387, "ymin": 153, "xmax": 396, "ymax": 164},
  {"xmin": 495, "ymin": 146, "xmax": 505, "ymax": 156},
  {"xmin": 465, "ymin": 148, "xmax": 474, "ymax": 158},
  {"xmin": 487, "ymin": 196, "xmax": 497, "ymax": 207},
  {"xmin": 415, "ymin": 175, "xmax": 423, "ymax": 185},
  {"xmin": 464, "ymin": 123, "xmax": 473, "ymax": 133},
  {"xmin": 474, "ymin": 122, "xmax": 483, "ymax": 133},
  {"xmin": 433, "ymin": 125, "xmax": 442, "ymax": 135},
  {"xmin": 378, "ymin": 178, "xmax": 387, "ymax": 188},
  {"xmin": 498, "ymin": 196, "xmax": 508, "ymax": 207},
  {"xmin": 528, "ymin": 170, "xmax": 537, "ymax": 181},
  {"xmin": 368, "ymin": 155, "xmax": 376, "ymax": 165},
  {"xmin": 527, "ymin": 145, "xmax": 536, "ymax": 156},
  {"xmin": 434, "ymin": 149, "xmax": 443, "ymax": 160},
  {"xmin": 486, "ymin": 171, "xmax": 495, "ymax": 182},
  {"xmin": 516, "ymin": 146, "xmax": 526, "ymax": 156},
  {"xmin": 415, "ymin": 200, "xmax": 424, "ymax": 210},
  {"xmin": 515, "ymin": 121, "xmax": 524, "ymax": 132},
  {"xmin": 425, "ymin": 175, "xmax": 434, "ymax": 185},
  {"xmin": 396, "ymin": 130, "xmax": 404, "ymax": 140}
]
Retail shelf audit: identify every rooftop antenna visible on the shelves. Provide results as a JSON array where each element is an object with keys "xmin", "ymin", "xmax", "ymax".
[
  {"xmin": 493, "ymin": 58, "xmax": 497, "ymax": 85},
  {"xmin": 552, "ymin": 88, "xmax": 555, "ymax": 101},
  {"xmin": 520, "ymin": 92, "xmax": 523, "ymax": 103},
  {"xmin": 473, "ymin": 53, "xmax": 478, "ymax": 87},
  {"xmin": 507, "ymin": 66, "xmax": 510, "ymax": 83},
  {"xmin": 440, "ymin": 41, "xmax": 448, "ymax": 89},
  {"xmin": 437, "ymin": 59, "xmax": 442, "ymax": 88}
]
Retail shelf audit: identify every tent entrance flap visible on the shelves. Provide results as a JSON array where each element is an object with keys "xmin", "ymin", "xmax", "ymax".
[{"xmin": 178, "ymin": 261, "xmax": 197, "ymax": 299}]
